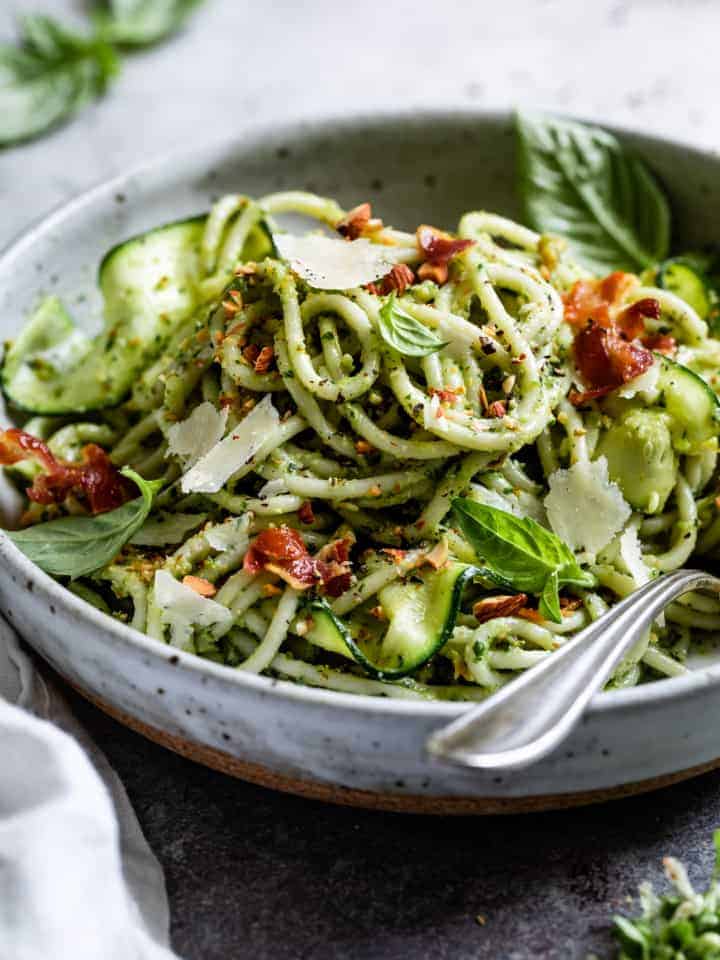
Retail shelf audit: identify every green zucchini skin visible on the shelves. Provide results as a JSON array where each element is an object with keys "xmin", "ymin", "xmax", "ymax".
[
  {"xmin": 2, "ymin": 216, "xmax": 207, "ymax": 415},
  {"xmin": 656, "ymin": 256, "xmax": 713, "ymax": 320},
  {"xmin": 305, "ymin": 561, "xmax": 477, "ymax": 680},
  {"xmin": 657, "ymin": 354, "xmax": 720, "ymax": 454}
]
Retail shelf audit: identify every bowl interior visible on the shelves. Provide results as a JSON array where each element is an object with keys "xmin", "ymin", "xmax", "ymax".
[{"xmin": 2, "ymin": 109, "xmax": 720, "ymax": 680}]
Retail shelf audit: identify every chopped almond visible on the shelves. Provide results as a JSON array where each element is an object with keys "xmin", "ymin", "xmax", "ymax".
[
  {"xmin": 517, "ymin": 607, "xmax": 544, "ymax": 624},
  {"xmin": 242, "ymin": 343, "xmax": 261, "ymax": 366},
  {"xmin": 417, "ymin": 261, "xmax": 449, "ymax": 285},
  {"xmin": 367, "ymin": 263, "xmax": 415, "ymax": 296},
  {"xmin": 182, "ymin": 575, "xmax": 217, "ymax": 598},
  {"xmin": 337, "ymin": 202, "xmax": 373, "ymax": 240},
  {"xmin": 369, "ymin": 605, "xmax": 386, "ymax": 621},
  {"xmin": 262, "ymin": 582, "xmax": 283, "ymax": 597},
  {"xmin": 560, "ymin": 596, "xmax": 584, "ymax": 614},
  {"xmin": 425, "ymin": 537, "xmax": 449, "ymax": 570},
  {"xmin": 478, "ymin": 384, "xmax": 489, "ymax": 413},
  {"xmin": 472, "ymin": 594, "xmax": 528, "ymax": 624},
  {"xmin": 253, "ymin": 345, "xmax": 274, "ymax": 374}
]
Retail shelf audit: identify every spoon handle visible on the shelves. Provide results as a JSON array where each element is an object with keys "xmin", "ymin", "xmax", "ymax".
[{"xmin": 426, "ymin": 569, "xmax": 720, "ymax": 771}]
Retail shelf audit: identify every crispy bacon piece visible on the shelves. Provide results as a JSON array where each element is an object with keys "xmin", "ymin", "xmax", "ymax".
[
  {"xmin": 0, "ymin": 428, "xmax": 130, "ymax": 514},
  {"xmin": 572, "ymin": 323, "xmax": 653, "ymax": 402},
  {"xmin": 416, "ymin": 225, "xmax": 474, "ymax": 284},
  {"xmin": 617, "ymin": 297, "xmax": 661, "ymax": 339},
  {"xmin": 243, "ymin": 526, "xmax": 353, "ymax": 596},
  {"xmin": 473, "ymin": 593, "xmax": 528, "ymax": 624},
  {"xmin": 337, "ymin": 203, "xmax": 373, "ymax": 240},
  {"xmin": 315, "ymin": 536, "xmax": 353, "ymax": 598},
  {"xmin": 367, "ymin": 263, "xmax": 415, "ymax": 296},
  {"xmin": 562, "ymin": 272, "xmax": 635, "ymax": 329},
  {"xmin": 563, "ymin": 273, "xmax": 657, "ymax": 401},
  {"xmin": 642, "ymin": 332, "xmax": 677, "ymax": 355}
]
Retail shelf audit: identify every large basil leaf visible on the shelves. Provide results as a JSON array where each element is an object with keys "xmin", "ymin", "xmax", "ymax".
[
  {"xmin": 98, "ymin": 0, "xmax": 205, "ymax": 47},
  {"xmin": 0, "ymin": 15, "xmax": 118, "ymax": 146},
  {"xmin": 377, "ymin": 294, "xmax": 448, "ymax": 357},
  {"xmin": 515, "ymin": 112, "xmax": 670, "ymax": 274},
  {"xmin": 5, "ymin": 469, "xmax": 162, "ymax": 578},
  {"xmin": 452, "ymin": 498, "xmax": 595, "ymax": 623}
]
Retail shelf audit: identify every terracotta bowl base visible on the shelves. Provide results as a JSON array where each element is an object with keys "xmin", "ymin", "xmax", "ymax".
[{"xmin": 67, "ymin": 677, "xmax": 720, "ymax": 815}]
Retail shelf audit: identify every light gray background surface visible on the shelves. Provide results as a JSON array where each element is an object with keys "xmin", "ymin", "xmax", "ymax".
[{"xmin": 3, "ymin": 2, "xmax": 720, "ymax": 958}]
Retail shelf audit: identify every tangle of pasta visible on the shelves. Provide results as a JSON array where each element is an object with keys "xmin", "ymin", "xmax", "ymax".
[{"xmin": 7, "ymin": 190, "xmax": 720, "ymax": 701}]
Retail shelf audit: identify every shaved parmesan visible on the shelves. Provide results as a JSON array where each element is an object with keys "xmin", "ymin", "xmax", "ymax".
[
  {"xmin": 618, "ymin": 525, "xmax": 652, "ymax": 588},
  {"xmin": 205, "ymin": 514, "xmax": 251, "ymax": 553},
  {"xmin": 274, "ymin": 234, "xmax": 396, "ymax": 290},
  {"xmin": 167, "ymin": 401, "xmax": 228, "ymax": 466},
  {"xmin": 153, "ymin": 570, "xmax": 233, "ymax": 648},
  {"xmin": 180, "ymin": 395, "xmax": 279, "ymax": 494},
  {"xmin": 544, "ymin": 456, "xmax": 631, "ymax": 556}
]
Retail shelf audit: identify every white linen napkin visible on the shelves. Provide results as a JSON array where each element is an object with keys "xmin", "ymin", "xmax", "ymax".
[{"xmin": 0, "ymin": 616, "xmax": 180, "ymax": 960}]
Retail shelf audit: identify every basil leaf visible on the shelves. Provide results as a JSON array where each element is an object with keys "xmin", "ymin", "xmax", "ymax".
[
  {"xmin": 5, "ymin": 468, "xmax": 162, "ymax": 578},
  {"xmin": 515, "ymin": 112, "xmax": 670, "ymax": 274},
  {"xmin": 377, "ymin": 294, "xmax": 448, "ymax": 357},
  {"xmin": 538, "ymin": 571, "xmax": 561, "ymax": 624},
  {"xmin": 0, "ymin": 15, "xmax": 118, "ymax": 146},
  {"xmin": 98, "ymin": 0, "xmax": 205, "ymax": 47},
  {"xmin": 452, "ymin": 498, "xmax": 595, "ymax": 617}
]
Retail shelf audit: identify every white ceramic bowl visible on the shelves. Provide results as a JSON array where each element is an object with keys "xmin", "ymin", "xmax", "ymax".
[{"xmin": 2, "ymin": 111, "xmax": 720, "ymax": 813}]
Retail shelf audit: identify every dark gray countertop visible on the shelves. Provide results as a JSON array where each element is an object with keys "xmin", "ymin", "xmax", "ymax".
[{"xmin": 72, "ymin": 690, "xmax": 720, "ymax": 960}]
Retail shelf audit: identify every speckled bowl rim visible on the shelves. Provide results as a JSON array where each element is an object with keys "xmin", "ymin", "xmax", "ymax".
[{"xmin": 2, "ymin": 107, "xmax": 719, "ymax": 721}]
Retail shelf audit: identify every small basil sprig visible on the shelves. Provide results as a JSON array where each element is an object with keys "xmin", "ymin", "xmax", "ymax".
[
  {"xmin": 515, "ymin": 112, "xmax": 670, "ymax": 274},
  {"xmin": 0, "ymin": 3, "xmax": 205, "ymax": 146},
  {"xmin": 377, "ymin": 293, "xmax": 448, "ymax": 357},
  {"xmin": 5, "ymin": 468, "xmax": 162, "ymax": 578},
  {"xmin": 452, "ymin": 498, "xmax": 595, "ymax": 623},
  {"xmin": 96, "ymin": 0, "xmax": 205, "ymax": 47},
  {"xmin": 0, "ymin": 15, "xmax": 118, "ymax": 146}
]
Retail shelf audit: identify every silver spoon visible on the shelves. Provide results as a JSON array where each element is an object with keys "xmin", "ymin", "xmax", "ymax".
[{"xmin": 426, "ymin": 569, "xmax": 720, "ymax": 771}]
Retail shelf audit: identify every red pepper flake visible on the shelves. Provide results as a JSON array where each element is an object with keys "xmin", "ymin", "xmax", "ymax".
[
  {"xmin": 428, "ymin": 386, "xmax": 463, "ymax": 405},
  {"xmin": 0, "ymin": 429, "xmax": 131, "ymax": 515},
  {"xmin": 354, "ymin": 439, "xmax": 373, "ymax": 455},
  {"xmin": 416, "ymin": 225, "xmax": 474, "ymax": 285},
  {"xmin": 382, "ymin": 548, "xmax": 407, "ymax": 563},
  {"xmin": 298, "ymin": 501, "xmax": 315, "ymax": 525}
]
